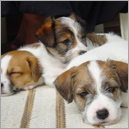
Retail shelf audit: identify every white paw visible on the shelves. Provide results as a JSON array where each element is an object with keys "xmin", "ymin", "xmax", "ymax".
[{"xmin": 22, "ymin": 85, "xmax": 34, "ymax": 90}]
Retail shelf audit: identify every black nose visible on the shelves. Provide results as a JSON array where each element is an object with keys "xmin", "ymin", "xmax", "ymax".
[
  {"xmin": 1, "ymin": 83, "xmax": 4, "ymax": 88},
  {"xmin": 79, "ymin": 50, "xmax": 87, "ymax": 55},
  {"xmin": 96, "ymin": 108, "xmax": 109, "ymax": 120}
]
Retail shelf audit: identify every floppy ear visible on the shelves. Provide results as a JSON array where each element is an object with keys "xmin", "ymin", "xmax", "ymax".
[
  {"xmin": 54, "ymin": 67, "xmax": 77, "ymax": 103},
  {"xmin": 109, "ymin": 60, "xmax": 128, "ymax": 92},
  {"xmin": 35, "ymin": 18, "xmax": 56, "ymax": 47},
  {"xmin": 27, "ymin": 56, "xmax": 42, "ymax": 82}
]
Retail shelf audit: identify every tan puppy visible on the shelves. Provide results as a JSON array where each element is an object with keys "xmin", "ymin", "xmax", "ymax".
[{"xmin": 1, "ymin": 47, "xmax": 44, "ymax": 96}]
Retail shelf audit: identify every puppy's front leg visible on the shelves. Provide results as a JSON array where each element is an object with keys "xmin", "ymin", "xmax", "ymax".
[{"xmin": 22, "ymin": 76, "xmax": 44, "ymax": 90}]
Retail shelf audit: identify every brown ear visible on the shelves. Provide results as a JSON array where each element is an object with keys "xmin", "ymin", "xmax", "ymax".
[
  {"xmin": 69, "ymin": 13, "xmax": 77, "ymax": 21},
  {"xmin": 27, "ymin": 56, "xmax": 42, "ymax": 82},
  {"xmin": 54, "ymin": 67, "xmax": 77, "ymax": 103},
  {"xmin": 35, "ymin": 18, "xmax": 56, "ymax": 47},
  {"xmin": 108, "ymin": 60, "xmax": 128, "ymax": 92},
  {"xmin": 70, "ymin": 13, "xmax": 87, "ymax": 31}
]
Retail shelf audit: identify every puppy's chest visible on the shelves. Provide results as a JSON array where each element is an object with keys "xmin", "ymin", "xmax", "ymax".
[
  {"xmin": 41, "ymin": 59, "xmax": 67, "ymax": 85},
  {"xmin": 43, "ymin": 63, "xmax": 66, "ymax": 76}
]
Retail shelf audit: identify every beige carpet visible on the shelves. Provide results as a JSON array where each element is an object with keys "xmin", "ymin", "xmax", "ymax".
[{"xmin": 1, "ymin": 85, "xmax": 128, "ymax": 128}]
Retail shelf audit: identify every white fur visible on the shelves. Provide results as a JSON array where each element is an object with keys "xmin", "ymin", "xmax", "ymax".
[
  {"xmin": 67, "ymin": 38, "xmax": 128, "ymax": 70},
  {"xmin": 61, "ymin": 17, "xmax": 88, "ymax": 57},
  {"xmin": 88, "ymin": 61, "xmax": 103, "ymax": 93},
  {"xmin": 83, "ymin": 94, "xmax": 122, "ymax": 125},
  {"xmin": 1, "ymin": 55, "xmax": 14, "ymax": 95},
  {"xmin": 19, "ymin": 43, "xmax": 67, "ymax": 87}
]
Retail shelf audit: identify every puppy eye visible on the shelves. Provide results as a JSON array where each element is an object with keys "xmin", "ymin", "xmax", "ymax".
[
  {"xmin": 9, "ymin": 72, "xmax": 22, "ymax": 77},
  {"xmin": 106, "ymin": 87, "xmax": 117, "ymax": 93},
  {"xmin": 81, "ymin": 35, "xmax": 86, "ymax": 40},
  {"xmin": 79, "ymin": 91, "xmax": 88, "ymax": 98},
  {"xmin": 62, "ymin": 39, "xmax": 71, "ymax": 44},
  {"xmin": 9, "ymin": 72, "xmax": 14, "ymax": 77}
]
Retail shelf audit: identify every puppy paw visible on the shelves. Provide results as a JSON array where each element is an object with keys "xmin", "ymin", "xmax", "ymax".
[{"xmin": 22, "ymin": 85, "xmax": 35, "ymax": 90}]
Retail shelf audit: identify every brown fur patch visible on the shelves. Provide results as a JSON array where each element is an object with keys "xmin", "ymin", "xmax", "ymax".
[
  {"xmin": 87, "ymin": 32, "xmax": 107, "ymax": 46},
  {"xmin": 113, "ymin": 88, "xmax": 119, "ymax": 99},
  {"xmin": 35, "ymin": 20, "xmax": 55, "ymax": 47},
  {"xmin": 3, "ymin": 50, "xmax": 42, "ymax": 89},
  {"xmin": 36, "ymin": 18, "xmax": 76, "ymax": 53},
  {"xmin": 55, "ymin": 66, "xmax": 78, "ymax": 103},
  {"xmin": 98, "ymin": 60, "xmax": 128, "ymax": 98},
  {"xmin": 54, "ymin": 19, "xmax": 77, "ymax": 50},
  {"xmin": 54, "ymin": 20, "xmax": 76, "ymax": 52},
  {"xmin": 1, "ymin": 51, "xmax": 12, "ymax": 58},
  {"xmin": 75, "ymin": 95, "xmax": 86, "ymax": 111},
  {"xmin": 69, "ymin": 13, "xmax": 76, "ymax": 21},
  {"xmin": 108, "ymin": 60, "xmax": 128, "ymax": 92}
]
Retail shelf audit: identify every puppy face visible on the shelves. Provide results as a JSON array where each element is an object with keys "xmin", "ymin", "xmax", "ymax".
[
  {"xmin": 55, "ymin": 60, "xmax": 128, "ymax": 125},
  {"xmin": 35, "ymin": 14, "xmax": 87, "ymax": 63},
  {"xmin": 1, "ymin": 51, "xmax": 42, "ymax": 96}
]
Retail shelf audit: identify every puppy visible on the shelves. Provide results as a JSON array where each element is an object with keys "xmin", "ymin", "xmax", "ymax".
[
  {"xmin": 35, "ymin": 14, "xmax": 88, "ymax": 63},
  {"xmin": 54, "ymin": 40, "xmax": 128, "ymax": 125},
  {"xmin": 35, "ymin": 13, "xmax": 111, "ymax": 61},
  {"xmin": 1, "ymin": 45, "xmax": 44, "ymax": 96},
  {"xmin": 55, "ymin": 60, "xmax": 128, "ymax": 126}
]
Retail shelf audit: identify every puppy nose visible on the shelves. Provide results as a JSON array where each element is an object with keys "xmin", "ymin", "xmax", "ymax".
[
  {"xmin": 79, "ymin": 50, "xmax": 87, "ymax": 55},
  {"xmin": 1, "ymin": 83, "xmax": 4, "ymax": 88},
  {"xmin": 96, "ymin": 108, "xmax": 109, "ymax": 120}
]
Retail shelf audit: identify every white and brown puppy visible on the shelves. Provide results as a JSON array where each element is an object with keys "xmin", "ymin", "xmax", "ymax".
[
  {"xmin": 35, "ymin": 14, "xmax": 88, "ymax": 63},
  {"xmin": 55, "ymin": 60, "xmax": 128, "ymax": 126},
  {"xmin": 55, "ymin": 40, "xmax": 128, "ymax": 125},
  {"xmin": 1, "ymin": 14, "xmax": 92, "ymax": 96},
  {"xmin": 1, "ymin": 45, "xmax": 44, "ymax": 96},
  {"xmin": 35, "ymin": 14, "xmax": 109, "ymax": 62}
]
